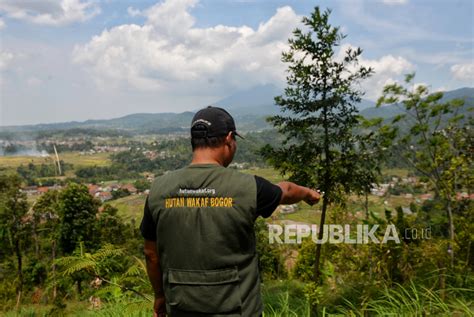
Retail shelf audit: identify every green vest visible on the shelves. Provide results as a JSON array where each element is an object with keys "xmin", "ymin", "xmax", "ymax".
[{"xmin": 147, "ymin": 164, "xmax": 261, "ymax": 316}]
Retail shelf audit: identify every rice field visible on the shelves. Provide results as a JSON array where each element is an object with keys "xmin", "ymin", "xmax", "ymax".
[{"xmin": 0, "ymin": 152, "xmax": 111, "ymax": 169}]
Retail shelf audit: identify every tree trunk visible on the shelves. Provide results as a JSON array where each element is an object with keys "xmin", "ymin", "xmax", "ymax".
[
  {"xmin": 14, "ymin": 238, "xmax": 23, "ymax": 308},
  {"xmin": 15, "ymin": 291, "xmax": 22, "ymax": 310},
  {"xmin": 365, "ymin": 191, "xmax": 369, "ymax": 220},
  {"xmin": 314, "ymin": 195, "xmax": 328, "ymax": 283},
  {"xmin": 52, "ymin": 240, "xmax": 57, "ymax": 300},
  {"xmin": 77, "ymin": 279, "xmax": 82, "ymax": 297},
  {"xmin": 33, "ymin": 220, "xmax": 39, "ymax": 258},
  {"xmin": 314, "ymin": 97, "xmax": 331, "ymax": 284},
  {"xmin": 446, "ymin": 198, "xmax": 454, "ymax": 267}
]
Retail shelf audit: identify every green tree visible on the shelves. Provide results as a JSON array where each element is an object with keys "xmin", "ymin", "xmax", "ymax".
[
  {"xmin": 33, "ymin": 190, "xmax": 61, "ymax": 299},
  {"xmin": 254, "ymin": 218, "xmax": 287, "ymax": 280},
  {"xmin": 352, "ymin": 117, "xmax": 396, "ymax": 219},
  {"xmin": 58, "ymin": 183, "xmax": 99, "ymax": 254},
  {"xmin": 377, "ymin": 74, "xmax": 473, "ymax": 266},
  {"xmin": 261, "ymin": 7, "xmax": 372, "ymax": 283},
  {"xmin": 133, "ymin": 179, "xmax": 150, "ymax": 193},
  {"xmin": 0, "ymin": 174, "xmax": 29, "ymax": 306},
  {"xmin": 31, "ymin": 190, "xmax": 61, "ymax": 257},
  {"xmin": 96, "ymin": 204, "xmax": 128, "ymax": 245}
]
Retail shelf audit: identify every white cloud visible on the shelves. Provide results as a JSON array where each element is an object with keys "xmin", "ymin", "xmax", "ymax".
[
  {"xmin": 0, "ymin": 51, "xmax": 14, "ymax": 70},
  {"xmin": 27, "ymin": 76, "xmax": 43, "ymax": 86},
  {"xmin": 362, "ymin": 55, "xmax": 415, "ymax": 99},
  {"xmin": 382, "ymin": 0, "xmax": 408, "ymax": 5},
  {"xmin": 337, "ymin": 44, "xmax": 415, "ymax": 100},
  {"xmin": 451, "ymin": 63, "xmax": 474, "ymax": 81},
  {"xmin": 0, "ymin": 18, "xmax": 5, "ymax": 29},
  {"xmin": 433, "ymin": 86, "xmax": 447, "ymax": 93},
  {"xmin": 0, "ymin": 50, "xmax": 15, "ymax": 87},
  {"xmin": 360, "ymin": 54, "xmax": 413, "ymax": 76},
  {"xmin": 127, "ymin": 6, "xmax": 141, "ymax": 17},
  {"xmin": 73, "ymin": 1, "xmax": 415, "ymax": 101},
  {"xmin": 0, "ymin": 0, "xmax": 100, "ymax": 26},
  {"xmin": 73, "ymin": 0, "xmax": 299, "ymax": 92}
]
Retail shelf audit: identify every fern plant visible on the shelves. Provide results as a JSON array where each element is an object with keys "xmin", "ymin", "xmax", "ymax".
[{"xmin": 55, "ymin": 243, "xmax": 152, "ymax": 302}]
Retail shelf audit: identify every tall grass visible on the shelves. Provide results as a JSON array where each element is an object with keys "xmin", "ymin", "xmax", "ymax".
[
  {"xmin": 5, "ymin": 280, "xmax": 473, "ymax": 316},
  {"xmin": 264, "ymin": 291, "xmax": 311, "ymax": 317},
  {"xmin": 262, "ymin": 280, "xmax": 311, "ymax": 316},
  {"xmin": 80, "ymin": 300, "xmax": 150, "ymax": 317},
  {"xmin": 263, "ymin": 280, "xmax": 473, "ymax": 316},
  {"xmin": 339, "ymin": 282, "xmax": 473, "ymax": 316}
]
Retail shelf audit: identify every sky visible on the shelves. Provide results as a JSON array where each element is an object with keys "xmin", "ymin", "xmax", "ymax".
[{"xmin": 0, "ymin": 0, "xmax": 473, "ymax": 126}]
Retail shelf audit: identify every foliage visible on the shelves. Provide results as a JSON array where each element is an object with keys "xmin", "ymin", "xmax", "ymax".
[
  {"xmin": 17, "ymin": 161, "xmax": 73, "ymax": 181},
  {"xmin": 111, "ymin": 148, "xmax": 189, "ymax": 175},
  {"xmin": 95, "ymin": 205, "xmax": 128, "ymax": 245},
  {"xmin": 350, "ymin": 282, "xmax": 473, "ymax": 316},
  {"xmin": 262, "ymin": 280, "xmax": 310, "ymax": 317},
  {"xmin": 56, "ymin": 243, "xmax": 152, "ymax": 303},
  {"xmin": 58, "ymin": 183, "xmax": 100, "ymax": 254},
  {"xmin": 0, "ymin": 174, "xmax": 30, "ymax": 300},
  {"xmin": 38, "ymin": 139, "xmax": 95, "ymax": 153},
  {"xmin": 261, "ymin": 7, "xmax": 376, "ymax": 291},
  {"xmin": 254, "ymin": 218, "xmax": 287, "ymax": 280},
  {"xmin": 56, "ymin": 243, "xmax": 125, "ymax": 277},
  {"xmin": 75, "ymin": 165, "xmax": 139, "ymax": 182},
  {"xmin": 111, "ymin": 188, "xmax": 131, "ymax": 200},
  {"xmin": 262, "ymin": 7, "xmax": 373, "ymax": 199},
  {"xmin": 377, "ymin": 74, "xmax": 473, "ymax": 266},
  {"xmin": 133, "ymin": 179, "xmax": 150, "ymax": 193}
]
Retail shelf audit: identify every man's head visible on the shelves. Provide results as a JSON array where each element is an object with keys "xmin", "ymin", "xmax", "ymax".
[{"xmin": 190, "ymin": 106, "xmax": 243, "ymax": 167}]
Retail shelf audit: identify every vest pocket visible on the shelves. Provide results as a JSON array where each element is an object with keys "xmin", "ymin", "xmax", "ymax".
[{"xmin": 168, "ymin": 267, "xmax": 241, "ymax": 314}]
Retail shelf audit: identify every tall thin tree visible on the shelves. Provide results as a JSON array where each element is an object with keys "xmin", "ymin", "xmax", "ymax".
[
  {"xmin": 0, "ymin": 175, "xmax": 29, "ymax": 308},
  {"xmin": 261, "ymin": 7, "xmax": 373, "ymax": 282}
]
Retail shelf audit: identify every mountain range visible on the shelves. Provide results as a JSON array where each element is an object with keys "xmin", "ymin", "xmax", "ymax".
[{"xmin": 1, "ymin": 85, "xmax": 472, "ymax": 134}]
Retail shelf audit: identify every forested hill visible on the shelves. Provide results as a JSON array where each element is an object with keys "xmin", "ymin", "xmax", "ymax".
[
  {"xmin": 1, "ymin": 86, "xmax": 472, "ymax": 134},
  {"xmin": 360, "ymin": 87, "xmax": 474, "ymax": 119}
]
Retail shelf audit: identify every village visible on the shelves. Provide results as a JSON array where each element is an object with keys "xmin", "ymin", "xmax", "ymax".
[{"xmin": 21, "ymin": 181, "xmax": 146, "ymax": 202}]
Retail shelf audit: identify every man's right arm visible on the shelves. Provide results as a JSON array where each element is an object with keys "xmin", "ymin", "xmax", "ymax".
[
  {"xmin": 254, "ymin": 176, "xmax": 320, "ymax": 218},
  {"xmin": 140, "ymin": 198, "xmax": 166, "ymax": 317},
  {"xmin": 277, "ymin": 181, "xmax": 321, "ymax": 206},
  {"xmin": 144, "ymin": 240, "xmax": 166, "ymax": 317}
]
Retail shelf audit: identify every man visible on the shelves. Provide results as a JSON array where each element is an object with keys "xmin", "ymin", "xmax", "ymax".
[{"xmin": 140, "ymin": 106, "xmax": 320, "ymax": 316}]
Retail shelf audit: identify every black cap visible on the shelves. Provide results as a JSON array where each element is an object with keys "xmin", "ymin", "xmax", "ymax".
[{"xmin": 191, "ymin": 106, "xmax": 244, "ymax": 139}]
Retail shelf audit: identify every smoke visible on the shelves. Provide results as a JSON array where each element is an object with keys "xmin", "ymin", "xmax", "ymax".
[
  {"xmin": 0, "ymin": 148, "xmax": 50, "ymax": 157},
  {"xmin": 13, "ymin": 149, "xmax": 49, "ymax": 157},
  {"xmin": 0, "ymin": 131, "xmax": 52, "ymax": 157}
]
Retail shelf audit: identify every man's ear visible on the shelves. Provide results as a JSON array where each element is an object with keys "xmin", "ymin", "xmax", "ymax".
[{"xmin": 225, "ymin": 131, "xmax": 234, "ymax": 145}]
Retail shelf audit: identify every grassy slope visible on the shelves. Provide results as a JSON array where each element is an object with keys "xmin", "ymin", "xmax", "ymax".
[{"xmin": 109, "ymin": 194, "xmax": 147, "ymax": 223}]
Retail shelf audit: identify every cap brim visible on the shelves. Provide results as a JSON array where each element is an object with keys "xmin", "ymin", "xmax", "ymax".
[{"xmin": 234, "ymin": 131, "xmax": 244, "ymax": 139}]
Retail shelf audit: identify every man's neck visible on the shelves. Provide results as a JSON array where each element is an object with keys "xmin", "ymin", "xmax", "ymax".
[{"xmin": 191, "ymin": 149, "xmax": 224, "ymax": 166}]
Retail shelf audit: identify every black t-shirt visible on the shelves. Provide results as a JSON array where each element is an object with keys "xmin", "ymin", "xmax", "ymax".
[
  {"xmin": 140, "ymin": 175, "xmax": 282, "ymax": 241},
  {"xmin": 254, "ymin": 175, "xmax": 282, "ymax": 218}
]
